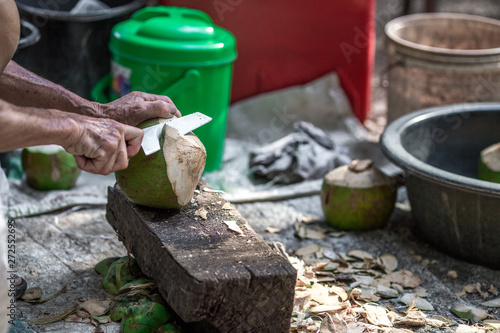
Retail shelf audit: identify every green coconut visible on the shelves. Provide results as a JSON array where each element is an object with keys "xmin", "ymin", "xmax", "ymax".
[
  {"xmin": 116, "ymin": 118, "xmax": 206, "ymax": 209},
  {"xmin": 122, "ymin": 298, "xmax": 171, "ymax": 333},
  {"xmin": 21, "ymin": 145, "xmax": 80, "ymax": 191},
  {"xmin": 320, "ymin": 159, "xmax": 397, "ymax": 230},
  {"xmin": 478, "ymin": 142, "xmax": 500, "ymax": 183}
]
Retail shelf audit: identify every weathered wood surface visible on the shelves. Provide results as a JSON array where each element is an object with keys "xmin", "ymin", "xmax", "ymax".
[{"xmin": 106, "ymin": 181, "xmax": 296, "ymax": 333}]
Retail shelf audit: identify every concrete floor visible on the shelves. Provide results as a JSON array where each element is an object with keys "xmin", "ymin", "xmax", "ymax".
[{"xmin": 10, "ymin": 0, "xmax": 500, "ymax": 332}]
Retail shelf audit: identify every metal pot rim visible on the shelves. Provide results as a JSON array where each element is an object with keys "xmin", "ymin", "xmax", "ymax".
[
  {"xmin": 16, "ymin": 0, "xmax": 146, "ymax": 22},
  {"xmin": 385, "ymin": 13, "xmax": 500, "ymax": 63},
  {"xmin": 380, "ymin": 102, "xmax": 500, "ymax": 197}
]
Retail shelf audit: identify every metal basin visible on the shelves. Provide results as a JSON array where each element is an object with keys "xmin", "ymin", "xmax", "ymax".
[{"xmin": 380, "ymin": 103, "xmax": 500, "ymax": 268}]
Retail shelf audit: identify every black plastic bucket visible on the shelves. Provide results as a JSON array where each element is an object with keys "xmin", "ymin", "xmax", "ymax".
[{"xmin": 14, "ymin": 0, "xmax": 145, "ymax": 99}]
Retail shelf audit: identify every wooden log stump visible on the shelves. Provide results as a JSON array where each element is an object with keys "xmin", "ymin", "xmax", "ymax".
[{"xmin": 106, "ymin": 181, "xmax": 296, "ymax": 333}]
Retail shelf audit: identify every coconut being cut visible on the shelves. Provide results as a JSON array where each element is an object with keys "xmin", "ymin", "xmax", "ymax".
[{"xmin": 115, "ymin": 115, "xmax": 209, "ymax": 209}]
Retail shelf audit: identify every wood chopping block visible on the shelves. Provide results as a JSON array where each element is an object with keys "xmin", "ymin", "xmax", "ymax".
[{"xmin": 106, "ymin": 180, "xmax": 296, "ymax": 333}]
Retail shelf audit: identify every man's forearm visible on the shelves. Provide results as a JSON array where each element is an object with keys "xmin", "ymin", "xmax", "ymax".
[
  {"xmin": 0, "ymin": 61, "xmax": 103, "ymax": 118},
  {"xmin": 0, "ymin": 99, "xmax": 80, "ymax": 152}
]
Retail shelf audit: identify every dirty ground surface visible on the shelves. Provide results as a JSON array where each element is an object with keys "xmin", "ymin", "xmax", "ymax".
[{"xmin": 10, "ymin": 0, "xmax": 500, "ymax": 332}]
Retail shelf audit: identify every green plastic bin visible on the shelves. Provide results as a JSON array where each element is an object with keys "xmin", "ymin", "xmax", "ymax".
[{"xmin": 92, "ymin": 6, "xmax": 237, "ymax": 172}]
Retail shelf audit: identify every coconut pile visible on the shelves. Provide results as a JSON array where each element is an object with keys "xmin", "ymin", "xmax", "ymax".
[{"xmin": 285, "ymin": 245, "xmax": 500, "ymax": 333}]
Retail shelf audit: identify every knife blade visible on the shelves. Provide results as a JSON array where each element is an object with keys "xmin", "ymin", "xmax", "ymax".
[{"xmin": 141, "ymin": 112, "xmax": 212, "ymax": 156}]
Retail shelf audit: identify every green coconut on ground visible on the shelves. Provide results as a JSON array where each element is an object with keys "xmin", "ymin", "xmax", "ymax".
[{"xmin": 22, "ymin": 145, "xmax": 80, "ymax": 191}]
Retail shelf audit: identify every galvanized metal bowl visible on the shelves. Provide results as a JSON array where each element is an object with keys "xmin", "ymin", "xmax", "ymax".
[{"xmin": 380, "ymin": 103, "xmax": 500, "ymax": 268}]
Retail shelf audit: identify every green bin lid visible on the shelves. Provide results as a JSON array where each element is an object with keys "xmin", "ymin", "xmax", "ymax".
[{"xmin": 110, "ymin": 6, "xmax": 237, "ymax": 66}]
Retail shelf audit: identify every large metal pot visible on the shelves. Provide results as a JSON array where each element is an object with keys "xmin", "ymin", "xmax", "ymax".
[{"xmin": 380, "ymin": 103, "xmax": 500, "ymax": 268}]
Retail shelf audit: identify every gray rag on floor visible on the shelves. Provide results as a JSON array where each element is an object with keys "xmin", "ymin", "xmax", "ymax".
[{"xmin": 249, "ymin": 121, "xmax": 351, "ymax": 184}]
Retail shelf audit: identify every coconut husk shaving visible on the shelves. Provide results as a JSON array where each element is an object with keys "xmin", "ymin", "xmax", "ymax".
[{"xmin": 288, "ymin": 246, "xmax": 497, "ymax": 332}]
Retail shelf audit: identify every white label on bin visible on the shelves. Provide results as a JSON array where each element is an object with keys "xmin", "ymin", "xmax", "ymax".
[{"xmin": 111, "ymin": 61, "xmax": 132, "ymax": 97}]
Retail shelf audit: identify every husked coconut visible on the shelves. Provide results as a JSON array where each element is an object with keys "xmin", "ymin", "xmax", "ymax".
[
  {"xmin": 321, "ymin": 159, "xmax": 397, "ymax": 230},
  {"xmin": 116, "ymin": 118, "xmax": 206, "ymax": 209},
  {"xmin": 478, "ymin": 142, "xmax": 500, "ymax": 183}
]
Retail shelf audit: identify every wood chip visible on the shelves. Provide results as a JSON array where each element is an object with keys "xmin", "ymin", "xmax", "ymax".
[
  {"xmin": 363, "ymin": 304, "xmax": 392, "ymax": 327},
  {"xmin": 203, "ymin": 188, "xmax": 224, "ymax": 193},
  {"xmin": 320, "ymin": 315, "xmax": 347, "ymax": 333},
  {"xmin": 415, "ymin": 287, "xmax": 428, "ymax": 298},
  {"xmin": 327, "ymin": 231, "xmax": 346, "ymax": 238},
  {"xmin": 295, "ymin": 244, "xmax": 321, "ymax": 257},
  {"xmin": 80, "ymin": 299, "xmax": 109, "ymax": 316},
  {"xmin": 310, "ymin": 304, "xmax": 343, "ymax": 313},
  {"xmin": 316, "ymin": 276, "xmax": 337, "ymax": 283},
  {"xmin": 321, "ymin": 262, "xmax": 340, "ymax": 271},
  {"xmin": 21, "ymin": 287, "xmax": 43, "ymax": 301},
  {"xmin": 483, "ymin": 319, "xmax": 500, "ymax": 329},
  {"xmin": 223, "ymin": 220, "xmax": 243, "ymax": 235},
  {"xmin": 295, "ymin": 223, "xmax": 326, "ymax": 240},
  {"xmin": 461, "ymin": 282, "xmax": 489, "ymax": 299},
  {"xmin": 450, "ymin": 303, "xmax": 488, "ymax": 322},
  {"xmin": 359, "ymin": 288, "xmax": 380, "ymax": 302},
  {"xmin": 427, "ymin": 315, "xmax": 456, "ymax": 328},
  {"xmin": 301, "ymin": 227, "xmax": 326, "ymax": 240},
  {"xmin": 400, "ymin": 294, "xmax": 434, "ymax": 311},
  {"xmin": 376, "ymin": 285, "xmax": 399, "ymax": 299},
  {"xmin": 455, "ymin": 324, "xmax": 483, "ymax": 333},
  {"xmin": 346, "ymin": 322, "xmax": 368, "ymax": 333},
  {"xmin": 194, "ymin": 208, "xmax": 208, "ymax": 220},
  {"xmin": 322, "ymin": 249, "xmax": 339, "ymax": 260},
  {"xmin": 265, "ymin": 226, "xmax": 282, "ymax": 234},
  {"xmin": 330, "ymin": 285, "xmax": 348, "ymax": 302},
  {"xmin": 481, "ymin": 297, "xmax": 500, "ymax": 308},
  {"xmin": 392, "ymin": 310, "xmax": 427, "ymax": 327},
  {"xmin": 221, "ymin": 202, "xmax": 233, "ymax": 210},
  {"xmin": 310, "ymin": 283, "xmax": 339, "ymax": 306},
  {"xmin": 301, "ymin": 216, "xmax": 319, "ymax": 224},
  {"xmin": 488, "ymin": 285, "xmax": 499, "ymax": 296},
  {"xmin": 379, "ymin": 254, "xmax": 398, "ymax": 272},
  {"xmin": 386, "ymin": 270, "xmax": 421, "ymax": 288},
  {"xmin": 347, "ymin": 250, "xmax": 373, "ymax": 261}
]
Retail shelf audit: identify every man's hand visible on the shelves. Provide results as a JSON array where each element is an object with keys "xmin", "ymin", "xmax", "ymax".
[
  {"xmin": 100, "ymin": 91, "xmax": 181, "ymax": 126},
  {"xmin": 64, "ymin": 115, "xmax": 143, "ymax": 175}
]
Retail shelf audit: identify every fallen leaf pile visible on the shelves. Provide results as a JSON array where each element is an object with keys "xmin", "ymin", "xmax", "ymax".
[{"xmin": 288, "ymin": 246, "xmax": 500, "ymax": 332}]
